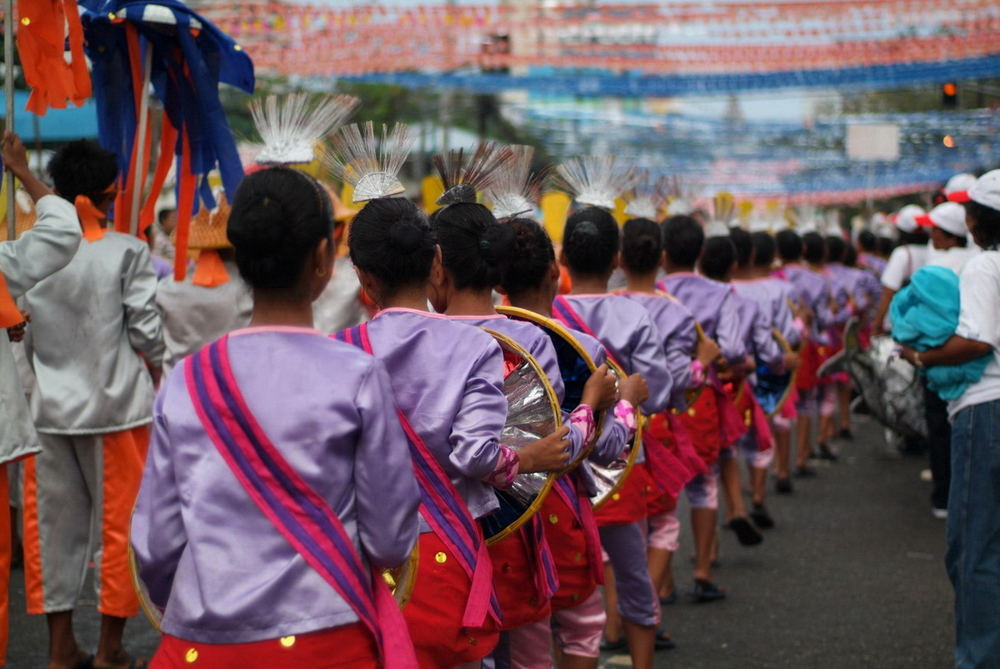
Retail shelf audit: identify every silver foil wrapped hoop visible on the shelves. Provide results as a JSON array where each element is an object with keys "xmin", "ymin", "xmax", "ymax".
[{"xmin": 477, "ymin": 329, "xmax": 561, "ymax": 545}]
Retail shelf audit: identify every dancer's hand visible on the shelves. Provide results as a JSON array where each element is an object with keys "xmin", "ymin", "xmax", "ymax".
[
  {"xmin": 582, "ymin": 363, "xmax": 617, "ymax": 411},
  {"xmin": 517, "ymin": 427, "xmax": 571, "ymax": 473}
]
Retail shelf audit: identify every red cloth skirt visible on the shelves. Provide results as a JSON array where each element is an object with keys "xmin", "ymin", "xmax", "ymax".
[
  {"xmin": 489, "ymin": 528, "xmax": 552, "ymax": 629},
  {"xmin": 404, "ymin": 532, "xmax": 500, "ymax": 667},
  {"xmin": 796, "ymin": 340, "xmax": 821, "ymax": 391},
  {"xmin": 541, "ymin": 492, "xmax": 599, "ymax": 612},
  {"xmin": 593, "ymin": 464, "xmax": 654, "ymax": 527},
  {"xmin": 152, "ymin": 624, "xmax": 377, "ymax": 669},
  {"xmin": 675, "ymin": 389, "xmax": 724, "ymax": 466}
]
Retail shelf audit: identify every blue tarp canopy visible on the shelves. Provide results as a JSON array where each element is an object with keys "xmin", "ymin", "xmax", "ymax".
[{"xmin": 0, "ymin": 91, "xmax": 99, "ymax": 141}]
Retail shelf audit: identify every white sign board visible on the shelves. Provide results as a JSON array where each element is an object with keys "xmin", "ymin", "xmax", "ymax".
[{"xmin": 846, "ymin": 123, "xmax": 900, "ymax": 161}]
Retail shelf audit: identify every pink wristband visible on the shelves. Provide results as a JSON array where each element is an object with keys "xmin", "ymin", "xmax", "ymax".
[
  {"xmin": 568, "ymin": 404, "xmax": 596, "ymax": 446},
  {"xmin": 485, "ymin": 445, "xmax": 520, "ymax": 489},
  {"xmin": 614, "ymin": 400, "xmax": 638, "ymax": 439}
]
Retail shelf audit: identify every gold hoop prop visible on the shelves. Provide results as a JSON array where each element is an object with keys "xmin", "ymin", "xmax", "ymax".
[
  {"xmin": 478, "ymin": 328, "xmax": 562, "ymax": 545},
  {"xmin": 496, "ymin": 305, "xmax": 606, "ymax": 472}
]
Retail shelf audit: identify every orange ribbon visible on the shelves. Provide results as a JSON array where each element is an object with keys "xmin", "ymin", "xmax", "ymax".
[
  {"xmin": 16, "ymin": 0, "xmax": 92, "ymax": 116},
  {"xmin": 0, "ymin": 273, "xmax": 24, "ymax": 329},
  {"xmin": 74, "ymin": 195, "xmax": 106, "ymax": 242},
  {"xmin": 191, "ymin": 250, "xmax": 230, "ymax": 288}
]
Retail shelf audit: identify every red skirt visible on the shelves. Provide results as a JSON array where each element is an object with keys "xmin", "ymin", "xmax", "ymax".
[
  {"xmin": 404, "ymin": 532, "xmax": 500, "ymax": 667},
  {"xmin": 488, "ymin": 528, "xmax": 552, "ymax": 630},
  {"xmin": 796, "ymin": 340, "xmax": 821, "ymax": 391},
  {"xmin": 676, "ymin": 390, "xmax": 723, "ymax": 466},
  {"xmin": 593, "ymin": 464, "xmax": 654, "ymax": 527},
  {"xmin": 541, "ymin": 492, "xmax": 599, "ymax": 612},
  {"xmin": 151, "ymin": 624, "xmax": 377, "ymax": 669}
]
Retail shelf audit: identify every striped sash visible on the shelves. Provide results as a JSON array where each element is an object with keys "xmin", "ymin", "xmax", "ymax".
[
  {"xmin": 185, "ymin": 336, "xmax": 415, "ymax": 667},
  {"xmin": 335, "ymin": 323, "xmax": 501, "ymax": 627}
]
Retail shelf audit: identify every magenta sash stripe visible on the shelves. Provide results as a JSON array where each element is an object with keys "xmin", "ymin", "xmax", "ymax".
[
  {"xmin": 334, "ymin": 324, "xmax": 502, "ymax": 626},
  {"xmin": 185, "ymin": 340, "xmax": 381, "ymax": 643}
]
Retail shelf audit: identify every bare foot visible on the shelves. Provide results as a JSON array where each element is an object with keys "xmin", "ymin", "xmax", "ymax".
[
  {"xmin": 46, "ymin": 650, "xmax": 91, "ymax": 669},
  {"xmin": 93, "ymin": 650, "xmax": 147, "ymax": 669}
]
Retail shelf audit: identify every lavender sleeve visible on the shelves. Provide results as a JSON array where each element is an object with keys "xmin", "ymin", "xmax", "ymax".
[
  {"xmin": 132, "ymin": 383, "xmax": 186, "ymax": 609},
  {"xmin": 665, "ymin": 308, "xmax": 696, "ymax": 407},
  {"xmin": 773, "ymin": 289, "xmax": 800, "ymax": 349},
  {"xmin": 751, "ymin": 305, "xmax": 784, "ymax": 368},
  {"xmin": 353, "ymin": 360, "xmax": 420, "ymax": 568},
  {"xmin": 449, "ymin": 343, "xmax": 508, "ymax": 480},
  {"xmin": 627, "ymin": 311, "xmax": 673, "ymax": 415},
  {"xmin": 716, "ymin": 293, "xmax": 747, "ymax": 366}
]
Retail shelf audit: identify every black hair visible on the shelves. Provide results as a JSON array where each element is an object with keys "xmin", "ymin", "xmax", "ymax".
[
  {"xmin": 751, "ymin": 231, "xmax": 776, "ymax": 267},
  {"xmin": 661, "ymin": 215, "xmax": 704, "ymax": 267},
  {"xmin": 966, "ymin": 200, "xmax": 1000, "ymax": 249},
  {"xmin": 499, "ymin": 218, "xmax": 555, "ymax": 296},
  {"xmin": 48, "ymin": 140, "xmax": 118, "ymax": 204},
  {"xmin": 857, "ymin": 230, "xmax": 877, "ymax": 252},
  {"xmin": 802, "ymin": 232, "xmax": 826, "ymax": 264},
  {"xmin": 228, "ymin": 167, "xmax": 334, "ymax": 292},
  {"xmin": 562, "ymin": 206, "xmax": 620, "ymax": 275},
  {"xmin": 776, "ymin": 229, "xmax": 803, "ymax": 262},
  {"xmin": 898, "ymin": 229, "xmax": 929, "ymax": 246},
  {"xmin": 621, "ymin": 218, "xmax": 662, "ymax": 274},
  {"xmin": 431, "ymin": 202, "xmax": 514, "ymax": 291},
  {"xmin": 699, "ymin": 236, "xmax": 736, "ymax": 281},
  {"xmin": 843, "ymin": 245, "xmax": 858, "ymax": 267},
  {"xmin": 729, "ymin": 227, "xmax": 753, "ymax": 267},
  {"xmin": 158, "ymin": 207, "xmax": 176, "ymax": 224},
  {"xmin": 877, "ymin": 236, "xmax": 894, "ymax": 256},
  {"xmin": 349, "ymin": 196, "xmax": 436, "ymax": 293},
  {"xmin": 825, "ymin": 235, "xmax": 847, "ymax": 263}
]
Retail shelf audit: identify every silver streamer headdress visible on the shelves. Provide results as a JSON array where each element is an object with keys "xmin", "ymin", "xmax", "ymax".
[
  {"xmin": 624, "ymin": 171, "xmax": 664, "ymax": 219},
  {"xmin": 250, "ymin": 93, "xmax": 359, "ymax": 166},
  {"xmin": 793, "ymin": 205, "xmax": 819, "ymax": 234},
  {"xmin": 434, "ymin": 142, "xmax": 515, "ymax": 206},
  {"xmin": 326, "ymin": 122, "xmax": 415, "ymax": 203},
  {"xmin": 665, "ymin": 175, "xmax": 698, "ymax": 216},
  {"xmin": 483, "ymin": 145, "xmax": 539, "ymax": 219},
  {"xmin": 553, "ymin": 155, "xmax": 635, "ymax": 211}
]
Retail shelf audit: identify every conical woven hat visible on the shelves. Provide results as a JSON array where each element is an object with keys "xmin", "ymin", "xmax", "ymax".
[{"xmin": 188, "ymin": 197, "xmax": 232, "ymax": 250}]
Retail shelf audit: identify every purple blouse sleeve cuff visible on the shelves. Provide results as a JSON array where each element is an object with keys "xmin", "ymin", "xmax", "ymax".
[
  {"xmin": 614, "ymin": 400, "xmax": 638, "ymax": 440},
  {"xmin": 485, "ymin": 445, "xmax": 520, "ymax": 489},
  {"xmin": 688, "ymin": 360, "xmax": 706, "ymax": 388},
  {"xmin": 568, "ymin": 404, "xmax": 596, "ymax": 447}
]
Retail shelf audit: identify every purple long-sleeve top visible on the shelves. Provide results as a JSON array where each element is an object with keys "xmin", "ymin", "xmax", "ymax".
[
  {"xmin": 859, "ymin": 252, "xmax": 887, "ymax": 277},
  {"xmin": 364, "ymin": 308, "xmax": 507, "ymax": 520},
  {"xmin": 731, "ymin": 292, "xmax": 784, "ymax": 369},
  {"xmin": 618, "ymin": 291, "xmax": 697, "ymax": 408},
  {"xmin": 658, "ymin": 273, "xmax": 745, "ymax": 366},
  {"xmin": 822, "ymin": 266, "xmax": 852, "ymax": 327},
  {"xmin": 556, "ymin": 294, "xmax": 673, "ymax": 416},
  {"xmin": 781, "ymin": 264, "xmax": 834, "ymax": 340},
  {"xmin": 732, "ymin": 278, "xmax": 802, "ymax": 349},
  {"xmin": 131, "ymin": 328, "xmax": 421, "ymax": 644}
]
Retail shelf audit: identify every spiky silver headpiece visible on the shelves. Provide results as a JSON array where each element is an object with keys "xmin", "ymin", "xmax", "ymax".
[
  {"xmin": 325, "ymin": 122, "xmax": 415, "ymax": 203},
  {"xmin": 433, "ymin": 142, "xmax": 515, "ymax": 206},
  {"xmin": 664, "ymin": 175, "xmax": 698, "ymax": 216},
  {"xmin": 705, "ymin": 192, "xmax": 735, "ymax": 238},
  {"xmin": 250, "ymin": 93, "xmax": 359, "ymax": 166},
  {"xmin": 624, "ymin": 171, "xmax": 664, "ymax": 219},
  {"xmin": 483, "ymin": 145, "xmax": 538, "ymax": 219},
  {"xmin": 553, "ymin": 155, "xmax": 635, "ymax": 211}
]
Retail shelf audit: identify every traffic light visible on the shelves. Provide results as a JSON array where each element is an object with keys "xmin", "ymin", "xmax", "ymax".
[{"xmin": 942, "ymin": 82, "xmax": 958, "ymax": 108}]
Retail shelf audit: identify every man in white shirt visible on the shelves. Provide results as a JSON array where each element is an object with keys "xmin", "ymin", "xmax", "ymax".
[
  {"xmin": 899, "ymin": 170, "xmax": 1000, "ymax": 668},
  {"xmin": 920, "ymin": 202, "xmax": 978, "ymax": 276},
  {"xmin": 873, "ymin": 204, "xmax": 928, "ymax": 333}
]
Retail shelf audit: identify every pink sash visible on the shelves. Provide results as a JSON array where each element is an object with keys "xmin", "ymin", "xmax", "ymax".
[{"xmin": 186, "ymin": 337, "xmax": 415, "ymax": 668}]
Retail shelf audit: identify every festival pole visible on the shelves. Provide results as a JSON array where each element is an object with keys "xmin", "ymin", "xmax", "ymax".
[
  {"xmin": 5, "ymin": 0, "xmax": 15, "ymax": 241},
  {"xmin": 130, "ymin": 44, "xmax": 152, "ymax": 237}
]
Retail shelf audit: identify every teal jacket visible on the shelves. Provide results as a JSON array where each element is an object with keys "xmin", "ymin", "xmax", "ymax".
[{"xmin": 890, "ymin": 265, "xmax": 991, "ymax": 401}]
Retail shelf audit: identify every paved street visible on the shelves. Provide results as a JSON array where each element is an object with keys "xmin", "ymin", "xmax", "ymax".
[{"xmin": 6, "ymin": 414, "xmax": 954, "ymax": 668}]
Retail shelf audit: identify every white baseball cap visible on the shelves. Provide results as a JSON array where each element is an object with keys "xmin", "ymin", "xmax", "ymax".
[
  {"xmin": 944, "ymin": 173, "xmax": 977, "ymax": 203},
  {"xmin": 968, "ymin": 170, "xmax": 1000, "ymax": 213},
  {"xmin": 893, "ymin": 204, "xmax": 925, "ymax": 233},
  {"xmin": 916, "ymin": 201, "xmax": 967, "ymax": 237}
]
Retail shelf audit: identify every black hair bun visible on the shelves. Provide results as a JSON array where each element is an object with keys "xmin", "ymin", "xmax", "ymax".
[
  {"xmin": 479, "ymin": 222, "xmax": 516, "ymax": 265},
  {"xmin": 388, "ymin": 221, "xmax": 425, "ymax": 253}
]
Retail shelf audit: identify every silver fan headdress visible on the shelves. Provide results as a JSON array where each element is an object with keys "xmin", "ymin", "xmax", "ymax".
[
  {"xmin": 326, "ymin": 122, "xmax": 415, "ymax": 203},
  {"xmin": 624, "ymin": 171, "xmax": 665, "ymax": 219},
  {"xmin": 250, "ymin": 93, "xmax": 358, "ymax": 166},
  {"xmin": 483, "ymin": 145, "xmax": 539, "ymax": 220},
  {"xmin": 434, "ymin": 142, "xmax": 515, "ymax": 206},
  {"xmin": 664, "ymin": 175, "xmax": 698, "ymax": 216},
  {"xmin": 705, "ymin": 191, "xmax": 736, "ymax": 238},
  {"xmin": 553, "ymin": 155, "xmax": 635, "ymax": 211}
]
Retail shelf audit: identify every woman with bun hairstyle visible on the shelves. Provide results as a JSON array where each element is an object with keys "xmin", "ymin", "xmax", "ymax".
[
  {"xmin": 498, "ymin": 217, "xmax": 649, "ymax": 669},
  {"xmin": 618, "ymin": 217, "xmax": 721, "ymax": 628},
  {"xmin": 344, "ymin": 196, "xmax": 571, "ymax": 668},
  {"xmin": 430, "ymin": 201, "xmax": 619, "ymax": 647},
  {"xmin": 132, "ymin": 167, "xmax": 421, "ymax": 668},
  {"xmin": 553, "ymin": 206, "xmax": 672, "ymax": 669}
]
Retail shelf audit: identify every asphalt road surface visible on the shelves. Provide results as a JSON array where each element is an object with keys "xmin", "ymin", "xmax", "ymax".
[{"xmin": 6, "ymin": 413, "xmax": 954, "ymax": 668}]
